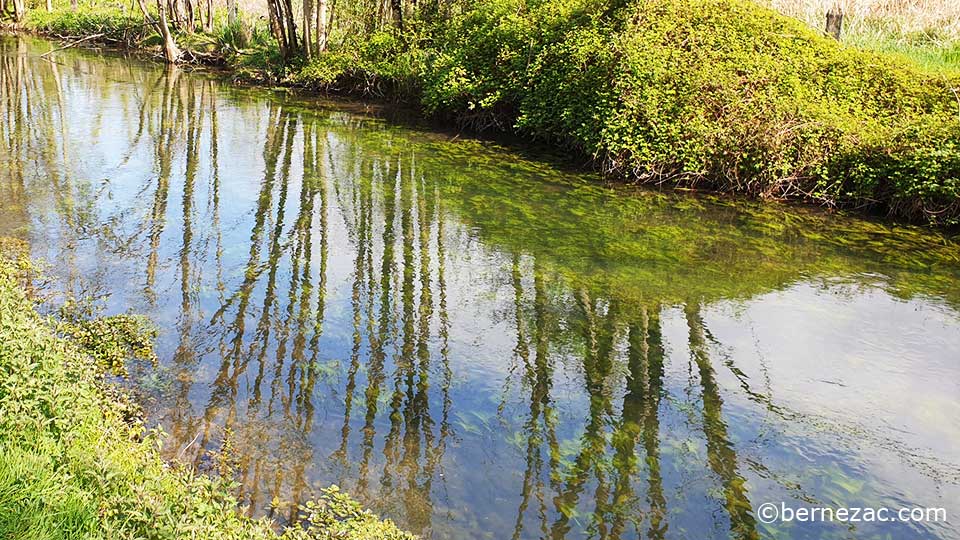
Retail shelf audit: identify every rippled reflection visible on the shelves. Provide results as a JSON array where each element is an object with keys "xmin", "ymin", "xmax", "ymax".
[{"xmin": 2, "ymin": 35, "xmax": 960, "ymax": 540}]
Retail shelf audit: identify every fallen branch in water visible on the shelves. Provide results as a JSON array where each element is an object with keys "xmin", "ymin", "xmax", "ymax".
[
  {"xmin": 178, "ymin": 47, "xmax": 226, "ymax": 65},
  {"xmin": 40, "ymin": 33, "xmax": 107, "ymax": 57}
]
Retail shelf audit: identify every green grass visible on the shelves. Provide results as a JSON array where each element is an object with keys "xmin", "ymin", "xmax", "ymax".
[
  {"xmin": 758, "ymin": 0, "xmax": 960, "ymax": 75},
  {"xmin": 0, "ymin": 243, "xmax": 415, "ymax": 540},
  {"xmin": 23, "ymin": 5, "xmax": 147, "ymax": 42},
  {"xmin": 849, "ymin": 35, "xmax": 960, "ymax": 75}
]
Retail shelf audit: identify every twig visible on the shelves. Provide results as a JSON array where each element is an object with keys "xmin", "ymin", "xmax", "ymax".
[
  {"xmin": 176, "ymin": 430, "xmax": 202, "ymax": 460},
  {"xmin": 951, "ymin": 85, "xmax": 960, "ymax": 123},
  {"xmin": 40, "ymin": 33, "xmax": 107, "ymax": 57}
]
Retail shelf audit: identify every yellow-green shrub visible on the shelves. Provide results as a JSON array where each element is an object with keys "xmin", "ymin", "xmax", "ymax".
[{"xmin": 422, "ymin": 0, "xmax": 960, "ymax": 224}]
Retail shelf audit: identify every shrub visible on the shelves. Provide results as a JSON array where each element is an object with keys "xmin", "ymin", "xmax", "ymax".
[
  {"xmin": 25, "ymin": 6, "xmax": 146, "ymax": 42},
  {"xmin": 418, "ymin": 0, "xmax": 960, "ymax": 225},
  {"xmin": 290, "ymin": 31, "xmax": 426, "ymax": 99}
]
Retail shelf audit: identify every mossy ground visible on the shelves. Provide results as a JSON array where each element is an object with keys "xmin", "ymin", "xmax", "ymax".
[{"xmin": 0, "ymin": 245, "xmax": 415, "ymax": 540}]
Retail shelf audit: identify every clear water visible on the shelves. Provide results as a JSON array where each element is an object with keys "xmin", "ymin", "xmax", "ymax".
[{"xmin": 2, "ymin": 34, "xmax": 959, "ymax": 540}]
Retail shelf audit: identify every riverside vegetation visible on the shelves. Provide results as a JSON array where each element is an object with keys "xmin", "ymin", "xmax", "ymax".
[
  {"xmin": 2, "ymin": 34, "xmax": 960, "ymax": 539},
  {"xmin": 1, "ymin": 0, "xmax": 959, "ymax": 535},
  {"xmin": 0, "ymin": 241, "xmax": 415, "ymax": 539},
  {"xmin": 2, "ymin": 0, "xmax": 959, "ymax": 225}
]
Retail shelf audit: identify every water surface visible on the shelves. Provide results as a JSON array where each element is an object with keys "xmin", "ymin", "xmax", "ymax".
[{"xmin": 2, "ymin": 34, "xmax": 960, "ymax": 540}]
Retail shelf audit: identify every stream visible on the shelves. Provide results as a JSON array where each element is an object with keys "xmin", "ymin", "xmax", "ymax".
[{"xmin": 2, "ymin": 34, "xmax": 959, "ymax": 540}]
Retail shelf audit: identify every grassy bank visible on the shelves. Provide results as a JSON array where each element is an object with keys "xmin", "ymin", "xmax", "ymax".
[
  {"xmin": 763, "ymin": 0, "xmax": 960, "ymax": 73},
  {"xmin": 8, "ymin": 0, "xmax": 960, "ymax": 227},
  {"xmin": 0, "ymin": 242, "xmax": 415, "ymax": 540}
]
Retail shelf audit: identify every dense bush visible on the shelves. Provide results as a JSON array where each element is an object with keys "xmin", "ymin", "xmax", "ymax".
[
  {"xmin": 290, "ymin": 31, "xmax": 427, "ymax": 97},
  {"xmin": 413, "ymin": 0, "xmax": 960, "ymax": 224},
  {"xmin": 285, "ymin": 0, "xmax": 960, "ymax": 224}
]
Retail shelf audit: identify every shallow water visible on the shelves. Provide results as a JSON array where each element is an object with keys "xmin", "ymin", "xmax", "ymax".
[{"xmin": 2, "ymin": 34, "xmax": 960, "ymax": 540}]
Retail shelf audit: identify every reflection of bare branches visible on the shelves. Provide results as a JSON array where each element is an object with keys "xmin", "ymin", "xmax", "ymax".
[
  {"xmin": 334, "ymin": 151, "xmax": 372, "ymax": 469},
  {"xmin": 358, "ymin": 156, "xmax": 397, "ymax": 497},
  {"xmin": 144, "ymin": 67, "xmax": 182, "ymax": 304},
  {"xmin": 278, "ymin": 118, "xmax": 331, "ymax": 519},
  {"xmin": 549, "ymin": 289, "xmax": 623, "ymax": 539},
  {"xmin": 686, "ymin": 302, "xmax": 759, "ymax": 540},
  {"xmin": 201, "ymin": 106, "xmax": 289, "ymax": 512},
  {"xmin": 510, "ymin": 257, "xmax": 560, "ymax": 540},
  {"xmin": 170, "ymin": 80, "xmax": 204, "ymax": 458},
  {"xmin": 319, "ymin": 153, "xmax": 453, "ymax": 535},
  {"xmin": 622, "ymin": 306, "xmax": 667, "ymax": 540}
]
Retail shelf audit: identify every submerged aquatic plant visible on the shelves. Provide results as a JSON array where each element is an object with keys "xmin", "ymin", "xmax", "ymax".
[{"xmin": 56, "ymin": 297, "xmax": 159, "ymax": 377}]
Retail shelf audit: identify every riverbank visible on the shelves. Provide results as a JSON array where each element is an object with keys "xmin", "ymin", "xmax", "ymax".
[
  {"xmin": 5, "ymin": 0, "xmax": 960, "ymax": 228},
  {"xmin": 0, "ymin": 243, "xmax": 414, "ymax": 540},
  {"xmin": 3, "ymin": 31, "xmax": 960, "ymax": 539}
]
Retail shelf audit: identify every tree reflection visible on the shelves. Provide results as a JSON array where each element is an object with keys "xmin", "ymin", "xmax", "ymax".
[
  {"xmin": 0, "ymin": 38, "xmax": 30, "ymax": 239},
  {"xmin": 508, "ymin": 255, "xmax": 560, "ymax": 540},
  {"xmin": 332, "ymin": 153, "xmax": 454, "ymax": 535},
  {"xmin": 9, "ymin": 36, "xmax": 916, "ymax": 540},
  {"xmin": 0, "ymin": 37, "xmax": 84, "ymax": 288},
  {"xmin": 686, "ymin": 303, "xmax": 758, "ymax": 540},
  {"xmin": 3, "ymin": 68, "xmax": 771, "ymax": 536}
]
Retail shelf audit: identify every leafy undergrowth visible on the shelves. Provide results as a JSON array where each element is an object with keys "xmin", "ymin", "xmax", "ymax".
[
  {"xmin": 23, "ymin": 7, "xmax": 149, "ymax": 47},
  {"xmin": 21, "ymin": 4, "xmax": 268, "ymax": 64},
  {"xmin": 287, "ymin": 31, "xmax": 426, "ymax": 98},
  {"xmin": 0, "ymin": 246, "xmax": 415, "ymax": 540}
]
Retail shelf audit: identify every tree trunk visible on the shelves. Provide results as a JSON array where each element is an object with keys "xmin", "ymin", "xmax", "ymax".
[
  {"xmin": 157, "ymin": 0, "xmax": 182, "ymax": 63},
  {"xmin": 70, "ymin": 0, "xmax": 77, "ymax": 11},
  {"xmin": 317, "ymin": 0, "xmax": 328, "ymax": 51},
  {"xmin": 283, "ymin": 0, "xmax": 299, "ymax": 55},
  {"xmin": 375, "ymin": 0, "xmax": 385, "ymax": 30},
  {"xmin": 204, "ymin": 0, "xmax": 212, "ymax": 32},
  {"xmin": 46, "ymin": 0, "xmax": 52, "ymax": 12},
  {"xmin": 267, "ymin": 0, "xmax": 286, "ymax": 57},
  {"xmin": 169, "ymin": 0, "xmax": 182, "ymax": 31},
  {"xmin": 266, "ymin": 0, "xmax": 299, "ymax": 60},
  {"xmin": 825, "ymin": 6, "xmax": 843, "ymax": 40},
  {"xmin": 390, "ymin": 0, "xmax": 402, "ymax": 30},
  {"xmin": 136, "ymin": 0, "xmax": 154, "ymax": 24},
  {"xmin": 183, "ymin": 0, "xmax": 195, "ymax": 33},
  {"xmin": 12, "ymin": 0, "xmax": 25, "ymax": 22},
  {"xmin": 136, "ymin": 0, "xmax": 153, "ymax": 24},
  {"xmin": 227, "ymin": 0, "xmax": 236, "ymax": 25},
  {"xmin": 303, "ymin": 0, "xmax": 313, "ymax": 59}
]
